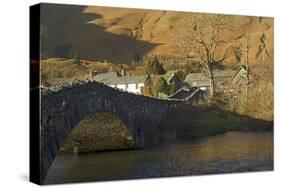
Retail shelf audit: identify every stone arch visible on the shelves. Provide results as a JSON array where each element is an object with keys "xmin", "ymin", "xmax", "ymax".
[
  {"xmin": 39, "ymin": 81, "xmax": 182, "ymax": 183},
  {"xmin": 58, "ymin": 110, "xmax": 136, "ymax": 153}
]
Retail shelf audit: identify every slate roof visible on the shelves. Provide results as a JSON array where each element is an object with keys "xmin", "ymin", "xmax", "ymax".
[
  {"xmin": 168, "ymin": 88, "xmax": 191, "ymax": 100},
  {"xmin": 185, "ymin": 70, "xmax": 236, "ymax": 81},
  {"xmin": 184, "ymin": 70, "xmax": 236, "ymax": 87},
  {"xmin": 168, "ymin": 87, "xmax": 205, "ymax": 101},
  {"xmin": 166, "ymin": 73, "xmax": 180, "ymax": 84},
  {"xmin": 93, "ymin": 72, "xmax": 146, "ymax": 85}
]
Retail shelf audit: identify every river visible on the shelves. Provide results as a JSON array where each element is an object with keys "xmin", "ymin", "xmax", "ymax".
[{"xmin": 45, "ymin": 132, "xmax": 273, "ymax": 184}]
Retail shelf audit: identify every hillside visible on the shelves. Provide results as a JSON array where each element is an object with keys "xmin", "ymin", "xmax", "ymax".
[{"xmin": 40, "ymin": 3, "xmax": 273, "ymax": 65}]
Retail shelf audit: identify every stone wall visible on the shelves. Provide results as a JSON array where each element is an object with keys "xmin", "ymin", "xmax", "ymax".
[{"xmin": 40, "ymin": 80, "xmax": 186, "ymax": 183}]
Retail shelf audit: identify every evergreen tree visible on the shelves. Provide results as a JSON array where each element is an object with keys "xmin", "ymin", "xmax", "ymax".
[
  {"xmin": 166, "ymin": 84, "xmax": 177, "ymax": 96},
  {"xmin": 154, "ymin": 76, "xmax": 168, "ymax": 95},
  {"xmin": 73, "ymin": 52, "xmax": 80, "ymax": 64},
  {"xmin": 175, "ymin": 70, "xmax": 187, "ymax": 81},
  {"xmin": 143, "ymin": 56, "xmax": 166, "ymax": 75}
]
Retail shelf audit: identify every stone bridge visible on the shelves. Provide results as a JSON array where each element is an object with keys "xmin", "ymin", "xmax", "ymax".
[{"xmin": 40, "ymin": 80, "xmax": 192, "ymax": 183}]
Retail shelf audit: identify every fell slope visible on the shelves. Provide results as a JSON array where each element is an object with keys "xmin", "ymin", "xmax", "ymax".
[{"xmin": 40, "ymin": 3, "xmax": 273, "ymax": 65}]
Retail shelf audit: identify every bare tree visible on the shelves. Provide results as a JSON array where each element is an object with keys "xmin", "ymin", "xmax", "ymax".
[{"xmin": 176, "ymin": 14, "xmax": 234, "ymax": 97}]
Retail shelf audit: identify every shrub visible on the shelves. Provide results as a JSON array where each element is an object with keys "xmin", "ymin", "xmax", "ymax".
[
  {"xmin": 174, "ymin": 70, "xmax": 187, "ymax": 81},
  {"xmin": 154, "ymin": 76, "xmax": 168, "ymax": 95},
  {"xmin": 165, "ymin": 84, "xmax": 177, "ymax": 96}
]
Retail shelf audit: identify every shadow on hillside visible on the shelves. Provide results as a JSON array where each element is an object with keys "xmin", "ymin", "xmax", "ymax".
[{"xmin": 40, "ymin": 3, "xmax": 158, "ymax": 64}]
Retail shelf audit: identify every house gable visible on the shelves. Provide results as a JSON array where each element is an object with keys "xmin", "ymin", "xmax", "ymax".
[{"xmin": 231, "ymin": 65, "xmax": 248, "ymax": 85}]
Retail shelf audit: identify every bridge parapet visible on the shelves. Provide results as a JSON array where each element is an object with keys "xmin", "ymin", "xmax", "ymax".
[{"xmin": 40, "ymin": 80, "xmax": 189, "ymax": 183}]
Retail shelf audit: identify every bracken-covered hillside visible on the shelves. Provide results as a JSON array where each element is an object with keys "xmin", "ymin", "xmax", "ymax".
[{"xmin": 40, "ymin": 3, "xmax": 273, "ymax": 65}]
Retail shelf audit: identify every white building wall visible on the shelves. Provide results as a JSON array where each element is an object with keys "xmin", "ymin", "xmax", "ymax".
[
  {"xmin": 113, "ymin": 82, "xmax": 145, "ymax": 94},
  {"xmin": 137, "ymin": 83, "xmax": 144, "ymax": 94},
  {"xmin": 127, "ymin": 83, "xmax": 137, "ymax": 93},
  {"xmin": 116, "ymin": 84, "xmax": 126, "ymax": 90}
]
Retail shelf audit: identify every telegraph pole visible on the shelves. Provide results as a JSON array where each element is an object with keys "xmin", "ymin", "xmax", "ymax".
[{"xmin": 245, "ymin": 31, "xmax": 250, "ymax": 100}]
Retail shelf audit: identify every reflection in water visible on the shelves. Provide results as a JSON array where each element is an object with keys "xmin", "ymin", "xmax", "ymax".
[{"xmin": 45, "ymin": 132, "xmax": 273, "ymax": 184}]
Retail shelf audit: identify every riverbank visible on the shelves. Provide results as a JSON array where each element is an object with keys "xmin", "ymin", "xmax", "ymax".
[{"xmin": 171, "ymin": 107, "xmax": 273, "ymax": 140}]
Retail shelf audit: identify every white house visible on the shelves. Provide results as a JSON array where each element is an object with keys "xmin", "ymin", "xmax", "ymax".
[{"xmin": 93, "ymin": 72, "xmax": 146, "ymax": 94}]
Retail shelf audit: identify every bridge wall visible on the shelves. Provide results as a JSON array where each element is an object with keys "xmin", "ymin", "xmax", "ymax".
[{"xmin": 40, "ymin": 81, "xmax": 184, "ymax": 183}]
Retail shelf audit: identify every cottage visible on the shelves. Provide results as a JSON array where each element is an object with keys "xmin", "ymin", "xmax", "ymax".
[
  {"xmin": 184, "ymin": 65, "xmax": 247, "ymax": 92},
  {"xmin": 93, "ymin": 72, "xmax": 146, "ymax": 94}
]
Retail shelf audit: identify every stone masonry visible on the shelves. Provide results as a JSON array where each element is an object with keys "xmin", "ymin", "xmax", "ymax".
[{"xmin": 40, "ymin": 80, "xmax": 186, "ymax": 183}]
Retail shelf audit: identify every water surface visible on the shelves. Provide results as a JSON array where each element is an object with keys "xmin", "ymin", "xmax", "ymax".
[{"xmin": 45, "ymin": 132, "xmax": 273, "ymax": 184}]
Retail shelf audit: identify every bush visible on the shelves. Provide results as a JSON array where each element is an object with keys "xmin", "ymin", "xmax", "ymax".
[
  {"xmin": 174, "ymin": 70, "xmax": 187, "ymax": 81},
  {"xmin": 165, "ymin": 84, "xmax": 177, "ymax": 96},
  {"xmin": 154, "ymin": 76, "xmax": 168, "ymax": 95},
  {"xmin": 142, "ymin": 85, "xmax": 154, "ymax": 96}
]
